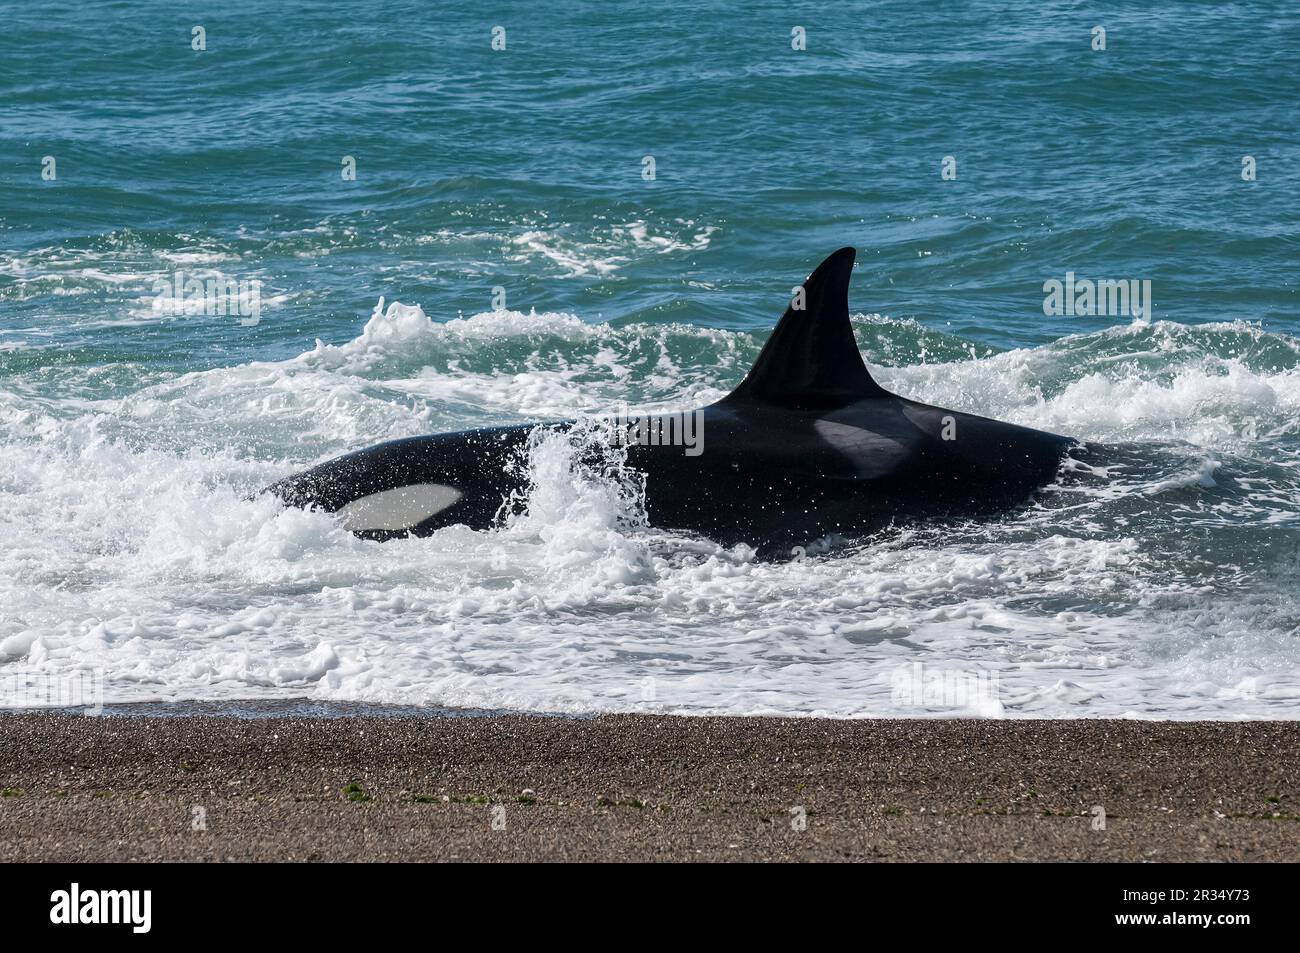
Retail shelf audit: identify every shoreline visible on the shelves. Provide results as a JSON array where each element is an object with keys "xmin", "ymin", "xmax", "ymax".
[
  {"xmin": 2, "ymin": 713, "xmax": 1296, "ymax": 862},
  {"xmin": 7, "ymin": 696, "xmax": 1293, "ymax": 721}
]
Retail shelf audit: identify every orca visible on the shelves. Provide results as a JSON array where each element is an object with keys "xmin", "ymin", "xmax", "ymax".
[{"xmin": 267, "ymin": 248, "xmax": 1077, "ymax": 555}]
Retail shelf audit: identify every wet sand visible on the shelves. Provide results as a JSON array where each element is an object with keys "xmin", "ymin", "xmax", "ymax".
[{"xmin": 1, "ymin": 712, "xmax": 1296, "ymax": 861}]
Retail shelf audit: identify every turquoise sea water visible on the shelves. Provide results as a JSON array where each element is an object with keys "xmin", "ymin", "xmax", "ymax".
[{"xmin": 2, "ymin": 2, "xmax": 1299, "ymax": 717}]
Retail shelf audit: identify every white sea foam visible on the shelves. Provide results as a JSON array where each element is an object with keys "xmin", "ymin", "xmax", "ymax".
[
  {"xmin": 2, "ymin": 306, "xmax": 1299, "ymax": 717},
  {"xmin": 502, "ymin": 219, "xmax": 716, "ymax": 278}
]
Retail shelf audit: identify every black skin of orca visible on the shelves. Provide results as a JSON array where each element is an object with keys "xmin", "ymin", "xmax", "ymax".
[{"xmin": 267, "ymin": 248, "xmax": 1077, "ymax": 556}]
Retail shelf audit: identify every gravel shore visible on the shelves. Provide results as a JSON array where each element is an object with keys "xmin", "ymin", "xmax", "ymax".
[{"xmin": 1, "ymin": 712, "xmax": 1296, "ymax": 861}]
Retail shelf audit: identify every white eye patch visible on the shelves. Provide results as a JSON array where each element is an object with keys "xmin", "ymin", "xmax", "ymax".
[{"xmin": 336, "ymin": 483, "xmax": 463, "ymax": 532}]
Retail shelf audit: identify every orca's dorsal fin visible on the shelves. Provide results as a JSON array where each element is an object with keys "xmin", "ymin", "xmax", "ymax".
[{"xmin": 722, "ymin": 247, "xmax": 888, "ymax": 408}]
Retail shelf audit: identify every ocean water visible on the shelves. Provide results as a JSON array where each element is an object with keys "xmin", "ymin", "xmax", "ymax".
[{"xmin": 2, "ymin": 1, "xmax": 1299, "ymax": 718}]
